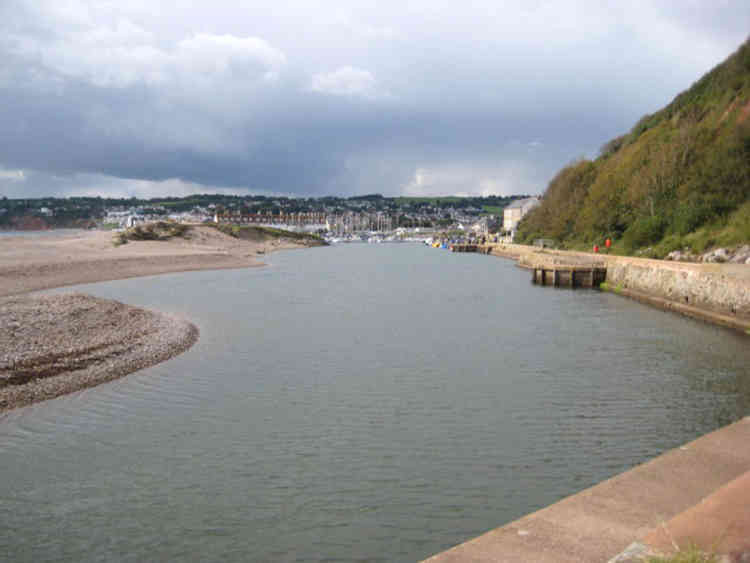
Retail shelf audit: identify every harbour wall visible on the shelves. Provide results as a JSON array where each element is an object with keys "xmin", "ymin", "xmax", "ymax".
[
  {"xmin": 602, "ymin": 256, "xmax": 750, "ymax": 331},
  {"xmin": 481, "ymin": 244, "xmax": 750, "ymax": 333}
]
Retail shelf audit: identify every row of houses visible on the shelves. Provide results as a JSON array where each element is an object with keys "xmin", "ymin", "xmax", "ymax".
[
  {"xmin": 103, "ymin": 197, "xmax": 541, "ymax": 237},
  {"xmin": 106, "ymin": 208, "xmax": 214, "ymax": 228},
  {"xmin": 215, "ymin": 210, "xmax": 327, "ymax": 228},
  {"xmin": 214, "ymin": 210, "xmax": 395, "ymax": 233}
]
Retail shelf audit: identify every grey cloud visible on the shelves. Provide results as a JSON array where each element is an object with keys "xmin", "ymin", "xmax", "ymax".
[{"xmin": 1, "ymin": 0, "xmax": 749, "ymax": 198}]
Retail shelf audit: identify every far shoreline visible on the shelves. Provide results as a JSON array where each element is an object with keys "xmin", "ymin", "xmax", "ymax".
[{"xmin": 0, "ymin": 226, "xmax": 287, "ymax": 299}]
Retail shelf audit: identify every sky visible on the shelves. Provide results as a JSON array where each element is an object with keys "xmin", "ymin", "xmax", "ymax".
[{"xmin": 1, "ymin": 1, "xmax": 748, "ymax": 199}]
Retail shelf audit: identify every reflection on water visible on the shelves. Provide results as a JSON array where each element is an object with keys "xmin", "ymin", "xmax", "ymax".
[{"xmin": 1, "ymin": 244, "xmax": 749, "ymax": 562}]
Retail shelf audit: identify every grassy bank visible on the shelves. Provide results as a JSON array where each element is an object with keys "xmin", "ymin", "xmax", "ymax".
[
  {"xmin": 210, "ymin": 223, "xmax": 327, "ymax": 246},
  {"xmin": 647, "ymin": 546, "xmax": 718, "ymax": 563},
  {"xmin": 113, "ymin": 221, "xmax": 191, "ymax": 245}
]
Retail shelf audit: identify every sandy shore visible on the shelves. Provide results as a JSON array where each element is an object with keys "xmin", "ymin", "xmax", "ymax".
[
  {"xmin": 0, "ymin": 225, "xmax": 306, "ymax": 298},
  {"xmin": 0, "ymin": 225, "xmax": 315, "ymax": 411}
]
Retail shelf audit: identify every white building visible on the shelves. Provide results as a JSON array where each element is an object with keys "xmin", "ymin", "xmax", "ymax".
[{"xmin": 503, "ymin": 197, "xmax": 540, "ymax": 237}]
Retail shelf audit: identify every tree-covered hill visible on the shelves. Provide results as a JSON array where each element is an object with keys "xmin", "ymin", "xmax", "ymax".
[{"xmin": 516, "ymin": 38, "xmax": 750, "ymax": 257}]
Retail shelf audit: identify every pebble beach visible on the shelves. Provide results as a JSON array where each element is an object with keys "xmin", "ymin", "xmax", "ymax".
[
  {"xmin": 0, "ymin": 293, "xmax": 199, "ymax": 412},
  {"xmin": 0, "ymin": 225, "xmax": 313, "ymax": 412}
]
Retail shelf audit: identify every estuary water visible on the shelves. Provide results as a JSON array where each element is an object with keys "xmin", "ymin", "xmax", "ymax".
[
  {"xmin": 0, "ymin": 229, "xmax": 88, "ymax": 238},
  {"xmin": 2, "ymin": 244, "xmax": 750, "ymax": 562}
]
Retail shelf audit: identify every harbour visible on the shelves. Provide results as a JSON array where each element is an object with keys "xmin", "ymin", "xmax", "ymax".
[{"xmin": 3, "ymin": 244, "xmax": 750, "ymax": 562}]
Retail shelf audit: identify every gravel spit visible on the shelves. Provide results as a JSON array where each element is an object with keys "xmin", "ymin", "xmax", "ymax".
[{"xmin": 0, "ymin": 293, "xmax": 198, "ymax": 412}]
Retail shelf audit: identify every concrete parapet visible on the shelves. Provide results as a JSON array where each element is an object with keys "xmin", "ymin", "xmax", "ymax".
[{"xmin": 424, "ymin": 418, "xmax": 750, "ymax": 563}]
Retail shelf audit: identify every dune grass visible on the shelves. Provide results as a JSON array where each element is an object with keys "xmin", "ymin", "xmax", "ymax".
[
  {"xmin": 210, "ymin": 223, "xmax": 326, "ymax": 245},
  {"xmin": 647, "ymin": 546, "xmax": 718, "ymax": 563},
  {"xmin": 113, "ymin": 221, "xmax": 191, "ymax": 246}
]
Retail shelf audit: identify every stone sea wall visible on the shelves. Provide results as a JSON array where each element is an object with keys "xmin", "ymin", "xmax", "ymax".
[
  {"xmin": 603, "ymin": 256, "xmax": 750, "ymax": 330},
  {"xmin": 484, "ymin": 244, "xmax": 750, "ymax": 332}
]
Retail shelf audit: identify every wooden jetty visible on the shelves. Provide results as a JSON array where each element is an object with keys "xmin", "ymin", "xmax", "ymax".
[
  {"xmin": 450, "ymin": 243, "xmax": 607, "ymax": 288},
  {"xmin": 531, "ymin": 265, "xmax": 607, "ymax": 288},
  {"xmin": 451, "ymin": 244, "xmax": 495, "ymax": 254}
]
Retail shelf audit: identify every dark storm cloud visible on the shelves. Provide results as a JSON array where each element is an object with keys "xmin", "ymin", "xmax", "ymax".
[{"xmin": 1, "ymin": 0, "xmax": 748, "ymax": 198}]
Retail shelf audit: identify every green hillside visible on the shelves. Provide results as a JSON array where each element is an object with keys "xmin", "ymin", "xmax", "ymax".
[{"xmin": 516, "ymin": 38, "xmax": 750, "ymax": 257}]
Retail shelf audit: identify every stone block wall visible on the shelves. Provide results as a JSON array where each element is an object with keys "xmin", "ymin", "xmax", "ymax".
[{"xmin": 604, "ymin": 258, "xmax": 750, "ymax": 321}]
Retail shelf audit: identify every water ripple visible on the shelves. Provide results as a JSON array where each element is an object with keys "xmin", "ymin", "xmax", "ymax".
[{"xmin": 2, "ymin": 245, "xmax": 750, "ymax": 562}]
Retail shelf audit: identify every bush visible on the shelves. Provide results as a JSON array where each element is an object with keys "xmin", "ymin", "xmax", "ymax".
[
  {"xmin": 599, "ymin": 135, "xmax": 626, "ymax": 157},
  {"xmin": 683, "ymin": 227, "xmax": 716, "ymax": 253},
  {"xmin": 653, "ymin": 233, "xmax": 685, "ymax": 257},
  {"xmin": 671, "ymin": 202, "xmax": 713, "ymax": 235},
  {"xmin": 727, "ymin": 200, "xmax": 750, "ymax": 240},
  {"xmin": 113, "ymin": 221, "xmax": 191, "ymax": 245},
  {"xmin": 622, "ymin": 215, "xmax": 667, "ymax": 252}
]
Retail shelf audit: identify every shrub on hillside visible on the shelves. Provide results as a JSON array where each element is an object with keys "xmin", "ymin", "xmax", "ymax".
[
  {"xmin": 622, "ymin": 215, "xmax": 667, "ymax": 253},
  {"xmin": 671, "ymin": 202, "xmax": 713, "ymax": 236},
  {"xmin": 599, "ymin": 135, "xmax": 626, "ymax": 157}
]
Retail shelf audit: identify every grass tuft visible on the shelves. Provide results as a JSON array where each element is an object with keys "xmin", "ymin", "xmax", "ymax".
[{"xmin": 647, "ymin": 546, "xmax": 718, "ymax": 563}]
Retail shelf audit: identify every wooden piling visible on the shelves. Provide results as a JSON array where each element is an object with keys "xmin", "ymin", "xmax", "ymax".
[
  {"xmin": 531, "ymin": 265, "xmax": 607, "ymax": 289},
  {"xmin": 450, "ymin": 244, "xmax": 478, "ymax": 253}
]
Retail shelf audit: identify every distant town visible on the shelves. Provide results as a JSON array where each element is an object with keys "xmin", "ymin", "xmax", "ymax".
[{"xmin": 0, "ymin": 193, "xmax": 540, "ymax": 240}]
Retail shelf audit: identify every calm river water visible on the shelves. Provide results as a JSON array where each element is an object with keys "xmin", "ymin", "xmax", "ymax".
[{"xmin": 2, "ymin": 244, "xmax": 750, "ymax": 562}]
